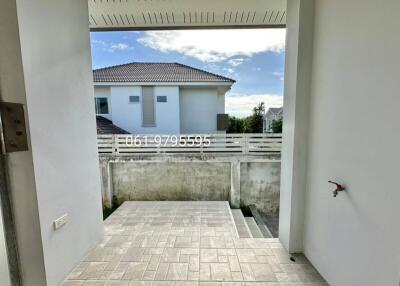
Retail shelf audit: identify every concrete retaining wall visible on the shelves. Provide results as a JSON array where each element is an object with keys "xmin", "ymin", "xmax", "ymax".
[
  {"xmin": 100, "ymin": 156, "xmax": 281, "ymax": 214},
  {"xmin": 112, "ymin": 162, "xmax": 231, "ymax": 202},
  {"xmin": 240, "ymin": 162, "xmax": 281, "ymax": 213}
]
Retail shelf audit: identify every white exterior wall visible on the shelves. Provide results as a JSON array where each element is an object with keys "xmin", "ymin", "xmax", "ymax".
[
  {"xmin": 180, "ymin": 87, "xmax": 223, "ymax": 133},
  {"xmin": 2, "ymin": 1, "xmax": 104, "ymax": 285},
  {"xmin": 154, "ymin": 86, "xmax": 181, "ymax": 134},
  {"xmin": 302, "ymin": 0, "xmax": 400, "ymax": 285},
  {"xmin": 107, "ymin": 86, "xmax": 180, "ymax": 134},
  {"xmin": 0, "ymin": 0, "xmax": 46, "ymax": 284},
  {"xmin": 94, "ymin": 87, "xmax": 112, "ymax": 121},
  {"xmin": 95, "ymin": 85, "xmax": 225, "ymax": 134}
]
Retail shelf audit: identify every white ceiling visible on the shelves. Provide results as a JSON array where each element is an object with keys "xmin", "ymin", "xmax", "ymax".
[{"xmin": 88, "ymin": 0, "xmax": 286, "ymax": 30}]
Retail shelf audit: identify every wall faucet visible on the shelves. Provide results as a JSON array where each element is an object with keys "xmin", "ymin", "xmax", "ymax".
[{"xmin": 328, "ymin": 181, "xmax": 346, "ymax": 197}]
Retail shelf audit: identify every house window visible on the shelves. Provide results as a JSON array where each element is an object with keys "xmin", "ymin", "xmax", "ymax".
[
  {"xmin": 95, "ymin": 97, "xmax": 108, "ymax": 114},
  {"xmin": 129, "ymin": 96, "xmax": 140, "ymax": 103},
  {"xmin": 142, "ymin": 87, "xmax": 155, "ymax": 127},
  {"xmin": 157, "ymin": 96, "xmax": 167, "ymax": 103}
]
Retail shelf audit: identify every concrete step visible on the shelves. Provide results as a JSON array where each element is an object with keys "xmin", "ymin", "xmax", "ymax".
[
  {"xmin": 245, "ymin": 217, "xmax": 264, "ymax": 238},
  {"xmin": 231, "ymin": 209, "xmax": 252, "ymax": 238},
  {"xmin": 249, "ymin": 205, "xmax": 273, "ymax": 238}
]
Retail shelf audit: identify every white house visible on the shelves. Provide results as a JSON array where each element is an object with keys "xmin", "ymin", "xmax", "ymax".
[
  {"xmin": 263, "ymin": 107, "xmax": 283, "ymax": 133},
  {"xmin": 93, "ymin": 62, "xmax": 234, "ymax": 134}
]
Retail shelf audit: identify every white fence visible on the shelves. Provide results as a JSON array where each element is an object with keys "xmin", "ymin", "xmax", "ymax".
[{"xmin": 97, "ymin": 133, "xmax": 282, "ymax": 155}]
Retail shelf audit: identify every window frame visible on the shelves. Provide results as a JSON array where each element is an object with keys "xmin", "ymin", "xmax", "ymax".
[
  {"xmin": 129, "ymin": 95, "xmax": 140, "ymax": 103},
  {"xmin": 94, "ymin": 97, "xmax": 109, "ymax": 114},
  {"xmin": 141, "ymin": 86, "xmax": 156, "ymax": 127},
  {"xmin": 156, "ymin": 95, "xmax": 168, "ymax": 103}
]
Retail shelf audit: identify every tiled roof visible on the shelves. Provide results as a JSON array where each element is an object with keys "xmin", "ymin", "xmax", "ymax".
[
  {"xmin": 93, "ymin": 62, "xmax": 235, "ymax": 83},
  {"xmin": 96, "ymin": 116, "xmax": 129, "ymax": 134}
]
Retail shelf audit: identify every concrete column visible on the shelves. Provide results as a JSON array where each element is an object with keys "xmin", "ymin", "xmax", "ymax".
[
  {"xmin": 100, "ymin": 159, "xmax": 113, "ymax": 208},
  {"xmin": 279, "ymin": 0, "xmax": 315, "ymax": 253},
  {"xmin": 0, "ymin": 1, "xmax": 104, "ymax": 285},
  {"xmin": 0, "ymin": 1, "xmax": 46, "ymax": 284},
  {"xmin": 230, "ymin": 160, "xmax": 241, "ymax": 208}
]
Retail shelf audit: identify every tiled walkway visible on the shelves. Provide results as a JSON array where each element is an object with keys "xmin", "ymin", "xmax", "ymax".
[{"xmin": 62, "ymin": 201, "xmax": 327, "ymax": 286}]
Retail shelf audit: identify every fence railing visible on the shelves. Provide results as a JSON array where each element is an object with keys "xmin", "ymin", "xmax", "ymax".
[{"xmin": 97, "ymin": 133, "xmax": 282, "ymax": 156}]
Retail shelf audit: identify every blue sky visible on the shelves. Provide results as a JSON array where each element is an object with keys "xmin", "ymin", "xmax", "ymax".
[{"xmin": 90, "ymin": 29, "xmax": 286, "ymax": 117}]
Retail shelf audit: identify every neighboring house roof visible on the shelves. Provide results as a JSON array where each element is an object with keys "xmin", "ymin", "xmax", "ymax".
[
  {"xmin": 265, "ymin": 107, "xmax": 283, "ymax": 118},
  {"xmin": 96, "ymin": 116, "xmax": 129, "ymax": 134},
  {"xmin": 93, "ymin": 62, "xmax": 235, "ymax": 83}
]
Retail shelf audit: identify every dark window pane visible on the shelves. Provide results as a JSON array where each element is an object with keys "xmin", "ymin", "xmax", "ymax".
[
  {"xmin": 129, "ymin": 96, "xmax": 140, "ymax": 103},
  {"xmin": 95, "ymin": 98, "xmax": 108, "ymax": 114},
  {"xmin": 157, "ymin": 96, "xmax": 167, "ymax": 103}
]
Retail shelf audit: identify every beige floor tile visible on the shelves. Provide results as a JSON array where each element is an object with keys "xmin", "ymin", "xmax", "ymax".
[
  {"xmin": 200, "ymin": 249, "xmax": 218, "ymax": 263},
  {"xmin": 210, "ymin": 263, "xmax": 232, "ymax": 281},
  {"xmin": 62, "ymin": 202, "xmax": 325, "ymax": 285},
  {"xmin": 166, "ymin": 263, "xmax": 189, "ymax": 280},
  {"xmin": 250, "ymin": 264, "xmax": 276, "ymax": 282}
]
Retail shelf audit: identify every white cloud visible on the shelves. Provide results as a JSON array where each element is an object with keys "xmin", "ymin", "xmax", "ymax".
[
  {"xmin": 137, "ymin": 29, "xmax": 286, "ymax": 62},
  {"xmin": 226, "ymin": 94, "xmax": 283, "ymax": 118},
  {"xmin": 225, "ymin": 68, "xmax": 235, "ymax": 74},
  {"xmin": 228, "ymin": 58, "xmax": 245, "ymax": 67},
  {"xmin": 91, "ymin": 40, "xmax": 132, "ymax": 52},
  {"xmin": 110, "ymin": 43, "xmax": 129, "ymax": 51},
  {"xmin": 272, "ymin": 71, "xmax": 285, "ymax": 81}
]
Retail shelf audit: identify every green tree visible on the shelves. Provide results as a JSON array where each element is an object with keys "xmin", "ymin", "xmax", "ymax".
[
  {"xmin": 246, "ymin": 102, "xmax": 265, "ymax": 133},
  {"xmin": 227, "ymin": 116, "xmax": 246, "ymax": 133},
  {"xmin": 271, "ymin": 118, "xmax": 283, "ymax": 133},
  {"xmin": 227, "ymin": 102, "xmax": 270, "ymax": 133}
]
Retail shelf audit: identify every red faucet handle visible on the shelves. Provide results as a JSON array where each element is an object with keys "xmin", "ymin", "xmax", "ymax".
[{"xmin": 328, "ymin": 180, "xmax": 345, "ymax": 190}]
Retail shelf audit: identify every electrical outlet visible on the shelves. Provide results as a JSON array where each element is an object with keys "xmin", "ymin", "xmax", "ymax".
[{"xmin": 53, "ymin": 214, "xmax": 68, "ymax": 230}]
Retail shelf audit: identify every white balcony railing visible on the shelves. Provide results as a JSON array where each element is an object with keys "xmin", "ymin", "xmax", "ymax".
[{"xmin": 97, "ymin": 133, "xmax": 282, "ymax": 156}]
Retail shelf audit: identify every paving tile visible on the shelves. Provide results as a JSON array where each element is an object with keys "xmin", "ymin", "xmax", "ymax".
[
  {"xmin": 210, "ymin": 263, "xmax": 232, "ymax": 281},
  {"xmin": 154, "ymin": 263, "xmax": 170, "ymax": 280},
  {"xmin": 243, "ymin": 283, "xmax": 267, "ymax": 286},
  {"xmin": 162, "ymin": 249, "xmax": 181, "ymax": 262},
  {"xmin": 181, "ymin": 248, "xmax": 200, "ymax": 255},
  {"xmin": 62, "ymin": 202, "xmax": 325, "ymax": 285},
  {"xmin": 221, "ymin": 283, "xmax": 245, "ymax": 286},
  {"xmin": 123, "ymin": 262, "xmax": 148, "ymax": 280},
  {"xmin": 128, "ymin": 282, "xmax": 153, "ymax": 286},
  {"xmin": 189, "ymin": 255, "xmax": 200, "ymax": 272},
  {"xmin": 180, "ymin": 254, "xmax": 190, "ymax": 263},
  {"xmin": 105, "ymin": 282, "xmax": 129, "ymax": 286},
  {"xmin": 148, "ymin": 254, "xmax": 162, "ymax": 271},
  {"xmin": 200, "ymin": 249, "xmax": 218, "ymax": 263},
  {"xmin": 231, "ymin": 272, "xmax": 243, "ymax": 281},
  {"xmin": 175, "ymin": 281, "xmax": 199, "ymax": 286},
  {"xmin": 228, "ymin": 256, "xmax": 241, "ymax": 272},
  {"xmin": 218, "ymin": 256, "xmax": 228, "ymax": 263},
  {"xmin": 62, "ymin": 281, "xmax": 85, "ymax": 286},
  {"xmin": 166, "ymin": 263, "xmax": 189, "ymax": 280},
  {"xmin": 143, "ymin": 270, "xmax": 156, "ymax": 280},
  {"xmin": 249, "ymin": 264, "xmax": 276, "ymax": 282},
  {"xmin": 152, "ymin": 282, "xmax": 175, "ymax": 286},
  {"xmin": 84, "ymin": 281, "xmax": 107, "ymax": 286},
  {"xmin": 175, "ymin": 236, "xmax": 194, "ymax": 248},
  {"xmin": 188, "ymin": 271, "xmax": 200, "ymax": 281},
  {"xmin": 240, "ymin": 264, "xmax": 255, "ymax": 281},
  {"xmin": 200, "ymin": 283, "xmax": 221, "ymax": 286},
  {"xmin": 217, "ymin": 249, "xmax": 236, "ymax": 256},
  {"xmin": 199, "ymin": 263, "xmax": 211, "ymax": 281}
]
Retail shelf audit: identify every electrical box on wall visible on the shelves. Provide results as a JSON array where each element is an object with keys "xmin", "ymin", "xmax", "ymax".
[
  {"xmin": 217, "ymin": 114, "xmax": 229, "ymax": 131},
  {"xmin": 53, "ymin": 214, "xmax": 68, "ymax": 230},
  {"xmin": 0, "ymin": 102, "xmax": 28, "ymax": 154}
]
